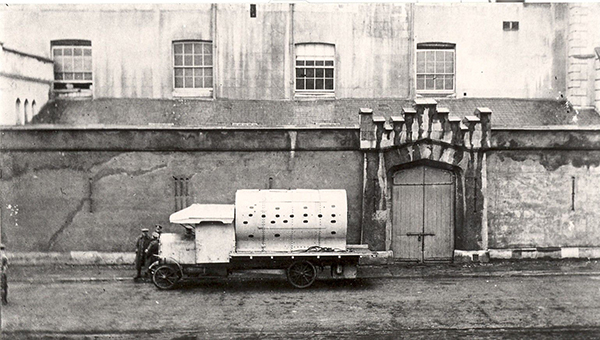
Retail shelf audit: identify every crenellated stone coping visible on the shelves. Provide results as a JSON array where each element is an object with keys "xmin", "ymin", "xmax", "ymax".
[{"xmin": 359, "ymin": 103, "xmax": 492, "ymax": 151}]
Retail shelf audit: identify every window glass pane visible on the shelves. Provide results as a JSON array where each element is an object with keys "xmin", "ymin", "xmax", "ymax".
[
  {"xmin": 306, "ymin": 79, "xmax": 314, "ymax": 90},
  {"xmin": 204, "ymin": 68, "xmax": 212, "ymax": 77},
  {"xmin": 194, "ymin": 68, "xmax": 203, "ymax": 77},
  {"xmin": 203, "ymin": 43, "xmax": 212, "ymax": 54},
  {"xmin": 184, "ymin": 55, "xmax": 193, "ymax": 66},
  {"xmin": 203, "ymin": 55, "xmax": 212, "ymax": 65},
  {"xmin": 416, "ymin": 75, "xmax": 424, "ymax": 90},
  {"xmin": 174, "ymin": 55, "xmax": 183, "ymax": 66},
  {"xmin": 306, "ymin": 68, "xmax": 315, "ymax": 78},
  {"xmin": 74, "ymin": 48, "xmax": 82, "ymax": 56},
  {"xmin": 55, "ymin": 73, "xmax": 63, "ymax": 80},
  {"xmin": 74, "ymin": 73, "xmax": 83, "ymax": 80},
  {"xmin": 194, "ymin": 55, "xmax": 203, "ymax": 66},
  {"xmin": 325, "ymin": 79, "xmax": 334, "ymax": 90},
  {"xmin": 444, "ymin": 75, "xmax": 454, "ymax": 90},
  {"xmin": 425, "ymin": 75, "xmax": 434, "ymax": 90},
  {"xmin": 445, "ymin": 51, "xmax": 454, "ymax": 63},
  {"xmin": 193, "ymin": 43, "xmax": 202, "ymax": 54},
  {"xmin": 54, "ymin": 61, "xmax": 63, "ymax": 72},
  {"xmin": 194, "ymin": 77, "xmax": 202, "ymax": 88},
  {"xmin": 175, "ymin": 68, "xmax": 183, "ymax": 77},
  {"xmin": 315, "ymin": 79, "xmax": 324, "ymax": 89},
  {"xmin": 185, "ymin": 77, "xmax": 193, "ymax": 88},
  {"xmin": 84, "ymin": 73, "xmax": 92, "ymax": 80},
  {"xmin": 174, "ymin": 77, "xmax": 183, "ymax": 88},
  {"xmin": 296, "ymin": 79, "xmax": 305, "ymax": 90},
  {"xmin": 296, "ymin": 68, "xmax": 305, "ymax": 77},
  {"xmin": 84, "ymin": 48, "xmax": 92, "ymax": 56},
  {"xmin": 174, "ymin": 44, "xmax": 183, "ymax": 54},
  {"xmin": 204, "ymin": 77, "xmax": 212, "ymax": 87},
  {"xmin": 296, "ymin": 60, "xmax": 304, "ymax": 66},
  {"xmin": 184, "ymin": 43, "xmax": 193, "ymax": 54},
  {"xmin": 63, "ymin": 48, "xmax": 72, "ymax": 56},
  {"xmin": 444, "ymin": 60, "xmax": 453, "ymax": 73},
  {"xmin": 435, "ymin": 61, "xmax": 445, "ymax": 74},
  {"xmin": 325, "ymin": 69, "xmax": 334, "ymax": 78},
  {"xmin": 417, "ymin": 56, "xmax": 425, "ymax": 73},
  {"xmin": 435, "ymin": 76, "xmax": 444, "ymax": 90},
  {"xmin": 74, "ymin": 59, "xmax": 83, "ymax": 71},
  {"xmin": 53, "ymin": 49, "xmax": 62, "ymax": 56},
  {"xmin": 63, "ymin": 59, "xmax": 73, "ymax": 71},
  {"xmin": 306, "ymin": 60, "xmax": 315, "ymax": 66},
  {"xmin": 426, "ymin": 59, "xmax": 435, "ymax": 73},
  {"xmin": 435, "ymin": 51, "xmax": 444, "ymax": 63},
  {"xmin": 315, "ymin": 68, "xmax": 324, "ymax": 77},
  {"xmin": 83, "ymin": 58, "xmax": 92, "ymax": 71},
  {"xmin": 315, "ymin": 60, "xmax": 324, "ymax": 66},
  {"xmin": 64, "ymin": 72, "xmax": 74, "ymax": 80},
  {"xmin": 325, "ymin": 60, "xmax": 334, "ymax": 66}
]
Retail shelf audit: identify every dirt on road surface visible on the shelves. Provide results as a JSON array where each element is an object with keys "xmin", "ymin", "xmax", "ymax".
[{"xmin": 2, "ymin": 274, "xmax": 600, "ymax": 339}]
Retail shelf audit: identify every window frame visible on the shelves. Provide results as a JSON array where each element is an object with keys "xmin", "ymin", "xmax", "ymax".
[
  {"xmin": 172, "ymin": 40, "xmax": 214, "ymax": 98},
  {"xmin": 294, "ymin": 43, "xmax": 336, "ymax": 98},
  {"xmin": 415, "ymin": 42, "xmax": 456, "ymax": 96},
  {"xmin": 51, "ymin": 40, "xmax": 93, "ymax": 97}
]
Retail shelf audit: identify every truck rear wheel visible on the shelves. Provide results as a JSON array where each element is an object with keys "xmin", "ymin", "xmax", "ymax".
[
  {"xmin": 286, "ymin": 261, "xmax": 317, "ymax": 289},
  {"xmin": 153, "ymin": 265, "xmax": 181, "ymax": 290}
]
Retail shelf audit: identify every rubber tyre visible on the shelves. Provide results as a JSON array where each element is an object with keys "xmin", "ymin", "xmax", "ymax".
[
  {"xmin": 152, "ymin": 265, "xmax": 181, "ymax": 290},
  {"xmin": 286, "ymin": 261, "xmax": 317, "ymax": 289}
]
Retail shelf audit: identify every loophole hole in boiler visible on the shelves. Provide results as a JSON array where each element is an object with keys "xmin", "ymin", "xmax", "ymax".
[
  {"xmin": 290, "ymin": 214, "xmax": 294, "ymax": 218},
  {"xmin": 303, "ymin": 220, "xmax": 309, "ymax": 223},
  {"xmin": 261, "ymin": 214, "xmax": 266, "ymax": 218},
  {"xmin": 283, "ymin": 220, "xmax": 288, "ymax": 223},
  {"xmin": 271, "ymin": 221, "xmax": 276, "ymax": 224},
  {"xmin": 331, "ymin": 214, "xmax": 336, "ymax": 217},
  {"xmin": 331, "ymin": 220, "xmax": 336, "ymax": 223},
  {"xmin": 318, "ymin": 214, "xmax": 323, "ymax": 218},
  {"xmin": 249, "ymin": 214, "xmax": 253, "ymax": 217},
  {"xmin": 331, "ymin": 205, "xmax": 335, "ymax": 208},
  {"xmin": 243, "ymin": 221, "xmax": 248, "ymax": 224},
  {"xmin": 248, "ymin": 235, "xmax": 254, "ymax": 238},
  {"xmin": 275, "ymin": 214, "xmax": 280, "ymax": 218},
  {"xmin": 274, "ymin": 234, "xmax": 280, "ymax": 237},
  {"xmin": 303, "ymin": 213, "xmax": 308, "ymax": 217},
  {"xmin": 331, "ymin": 231, "xmax": 337, "ymax": 235}
]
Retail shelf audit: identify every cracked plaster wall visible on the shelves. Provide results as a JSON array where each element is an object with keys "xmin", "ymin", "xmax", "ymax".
[
  {"xmin": 1, "ymin": 150, "xmax": 363, "ymax": 252},
  {"xmin": 487, "ymin": 150, "xmax": 600, "ymax": 248}
]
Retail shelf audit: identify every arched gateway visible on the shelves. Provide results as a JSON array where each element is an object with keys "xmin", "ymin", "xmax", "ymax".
[{"xmin": 392, "ymin": 165, "xmax": 455, "ymax": 262}]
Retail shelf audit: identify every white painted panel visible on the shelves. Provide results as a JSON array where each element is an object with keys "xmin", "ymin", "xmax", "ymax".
[
  {"xmin": 160, "ymin": 233, "xmax": 196, "ymax": 264},
  {"xmin": 195, "ymin": 223, "xmax": 235, "ymax": 263}
]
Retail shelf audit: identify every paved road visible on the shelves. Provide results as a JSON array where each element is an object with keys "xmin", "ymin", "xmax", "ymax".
[{"xmin": 2, "ymin": 275, "xmax": 600, "ymax": 339}]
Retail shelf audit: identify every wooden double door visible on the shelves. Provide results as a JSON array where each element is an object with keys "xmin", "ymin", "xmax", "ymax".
[{"xmin": 392, "ymin": 166, "xmax": 455, "ymax": 262}]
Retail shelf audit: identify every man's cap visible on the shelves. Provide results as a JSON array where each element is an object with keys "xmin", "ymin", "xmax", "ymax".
[
  {"xmin": 155, "ymin": 225, "xmax": 162, "ymax": 229},
  {"xmin": 141, "ymin": 228, "xmax": 149, "ymax": 232}
]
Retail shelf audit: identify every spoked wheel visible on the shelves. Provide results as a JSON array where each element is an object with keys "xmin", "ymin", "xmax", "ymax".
[
  {"xmin": 287, "ymin": 261, "xmax": 317, "ymax": 289},
  {"xmin": 152, "ymin": 265, "xmax": 181, "ymax": 290}
]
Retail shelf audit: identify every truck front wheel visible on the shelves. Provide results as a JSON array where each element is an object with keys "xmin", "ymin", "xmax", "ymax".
[{"xmin": 153, "ymin": 265, "xmax": 181, "ymax": 290}]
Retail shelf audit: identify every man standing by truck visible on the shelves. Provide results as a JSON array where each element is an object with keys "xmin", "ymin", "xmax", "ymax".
[
  {"xmin": 144, "ymin": 232, "xmax": 160, "ymax": 274},
  {"xmin": 134, "ymin": 228, "xmax": 151, "ymax": 280}
]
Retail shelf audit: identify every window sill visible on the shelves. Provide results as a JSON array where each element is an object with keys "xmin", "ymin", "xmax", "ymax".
[
  {"xmin": 416, "ymin": 91, "xmax": 455, "ymax": 99},
  {"xmin": 172, "ymin": 88, "xmax": 213, "ymax": 99},
  {"xmin": 294, "ymin": 92, "xmax": 336, "ymax": 100}
]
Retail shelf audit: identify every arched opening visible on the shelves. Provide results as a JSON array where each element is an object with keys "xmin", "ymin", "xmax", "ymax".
[
  {"xmin": 32, "ymin": 100, "xmax": 37, "ymax": 119},
  {"xmin": 24, "ymin": 99, "xmax": 30, "ymax": 123},
  {"xmin": 15, "ymin": 98, "xmax": 22, "ymax": 125},
  {"xmin": 391, "ymin": 163, "xmax": 456, "ymax": 262}
]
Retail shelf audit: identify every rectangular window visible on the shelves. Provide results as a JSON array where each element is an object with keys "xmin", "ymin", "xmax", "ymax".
[
  {"xmin": 295, "ymin": 43, "xmax": 335, "ymax": 97},
  {"xmin": 173, "ymin": 176, "xmax": 191, "ymax": 211},
  {"xmin": 416, "ymin": 43, "xmax": 455, "ymax": 94},
  {"xmin": 51, "ymin": 40, "xmax": 93, "ymax": 97},
  {"xmin": 173, "ymin": 41, "xmax": 213, "ymax": 97},
  {"xmin": 503, "ymin": 21, "xmax": 519, "ymax": 31}
]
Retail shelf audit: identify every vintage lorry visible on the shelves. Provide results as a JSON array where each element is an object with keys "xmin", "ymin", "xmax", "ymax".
[{"xmin": 151, "ymin": 189, "xmax": 370, "ymax": 289}]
